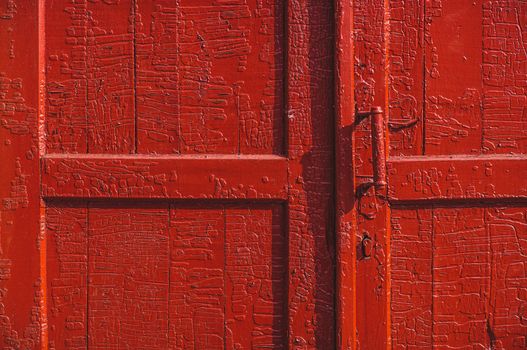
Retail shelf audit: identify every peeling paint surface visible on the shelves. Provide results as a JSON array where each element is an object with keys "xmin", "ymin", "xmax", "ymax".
[
  {"xmin": 0, "ymin": 1, "xmax": 42, "ymax": 349},
  {"xmin": 4, "ymin": 0, "xmax": 527, "ymax": 348},
  {"xmin": 381, "ymin": 1, "xmax": 527, "ymax": 349},
  {"xmin": 352, "ymin": 0, "xmax": 527, "ymax": 349},
  {"xmin": 392, "ymin": 207, "xmax": 527, "ymax": 349},
  {"xmin": 2, "ymin": 0, "xmax": 335, "ymax": 349}
]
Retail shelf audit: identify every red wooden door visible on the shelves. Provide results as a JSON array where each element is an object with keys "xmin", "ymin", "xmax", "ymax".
[
  {"xmin": 336, "ymin": 0, "xmax": 527, "ymax": 348},
  {"xmin": 0, "ymin": 1, "xmax": 336, "ymax": 349},
  {"xmin": 4, "ymin": 1, "xmax": 527, "ymax": 349}
]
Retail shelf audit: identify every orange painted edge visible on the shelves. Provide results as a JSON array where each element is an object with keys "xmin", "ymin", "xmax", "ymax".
[
  {"xmin": 38, "ymin": 0, "xmax": 48, "ymax": 348},
  {"xmin": 383, "ymin": 0, "xmax": 391, "ymax": 348}
]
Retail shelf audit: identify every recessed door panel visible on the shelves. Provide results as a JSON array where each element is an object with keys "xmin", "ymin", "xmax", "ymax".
[
  {"xmin": 47, "ymin": 204, "xmax": 287, "ymax": 349},
  {"xmin": 391, "ymin": 206, "xmax": 527, "ymax": 349}
]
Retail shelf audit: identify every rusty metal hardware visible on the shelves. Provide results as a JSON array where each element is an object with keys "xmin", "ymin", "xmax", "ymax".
[{"xmin": 355, "ymin": 106, "xmax": 387, "ymax": 192}]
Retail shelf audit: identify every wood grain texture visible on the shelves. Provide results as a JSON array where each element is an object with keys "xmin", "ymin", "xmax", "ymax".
[
  {"xmin": 424, "ymin": 0, "xmax": 484, "ymax": 154},
  {"xmin": 47, "ymin": 204, "xmax": 288, "ymax": 349},
  {"xmin": 47, "ymin": 204, "xmax": 87, "ymax": 350},
  {"xmin": 482, "ymin": 1, "xmax": 527, "ymax": 154},
  {"xmin": 354, "ymin": 1, "xmax": 527, "ymax": 349},
  {"xmin": 45, "ymin": 0, "xmax": 135, "ymax": 154},
  {"xmin": 391, "ymin": 208, "xmax": 433, "ymax": 349},
  {"xmin": 384, "ymin": 0, "xmax": 527, "ymax": 156},
  {"xmin": 391, "ymin": 207, "xmax": 527, "ymax": 349},
  {"xmin": 169, "ymin": 207, "xmax": 226, "ymax": 348},
  {"xmin": 88, "ymin": 206, "xmax": 169, "ymax": 348},
  {"xmin": 335, "ymin": 0, "xmax": 356, "ymax": 347},
  {"xmin": 5, "ymin": 0, "xmax": 527, "ymax": 348},
  {"xmin": 46, "ymin": 0, "xmax": 285, "ymax": 155},
  {"xmin": 388, "ymin": 0, "xmax": 424, "ymax": 156},
  {"xmin": 224, "ymin": 207, "xmax": 287, "ymax": 348}
]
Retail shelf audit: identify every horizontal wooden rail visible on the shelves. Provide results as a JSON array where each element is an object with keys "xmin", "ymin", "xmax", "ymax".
[
  {"xmin": 42, "ymin": 154, "xmax": 288, "ymax": 200},
  {"xmin": 388, "ymin": 155, "xmax": 527, "ymax": 201}
]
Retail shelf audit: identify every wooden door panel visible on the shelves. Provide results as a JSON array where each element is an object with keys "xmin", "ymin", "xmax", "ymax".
[
  {"xmin": 385, "ymin": 1, "xmax": 527, "ymax": 347},
  {"xmin": 135, "ymin": 1, "xmax": 285, "ymax": 153},
  {"xmin": 47, "ymin": 204, "xmax": 287, "ymax": 349},
  {"xmin": 424, "ymin": 0, "xmax": 484, "ymax": 155},
  {"xmin": 391, "ymin": 208, "xmax": 433, "ymax": 349},
  {"xmin": 169, "ymin": 207, "xmax": 226, "ymax": 349},
  {"xmin": 391, "ymin": 206, "xmax": 527, "ymax": 349},
  {"xmin": 37, "ymin": 1, "xmax": 335, "ymax": 349},
  {"xmin": 393, "ymin": 0, "xmax": 527, "ymax": 156},
  {"xmin": 386, "ymin": 3, "xmax": 527, "ymax": 346},
  {"xmin": 47, "ymin": 204, "xmax": 88, "ymax": 350},
  {"xmin": 89, "ymin": 207, "xmax": 170, "ymax": 349},
  {"xmin": 4, "ymin": 0, "xmax": 334, "ymax": 348},
  {"xmin": 352, "ymin": 2, "xmax": 390, "ymax": 347},
  {"xmin": 45, "ymin": 0, "xmax": 89, "ymax": 153},
  {"xmin": 349, "ymin": 0, "xmax": 527, "ymax": 348},
  {"xmin": 46, "ymin": 0, "xmax": 136, "ymax": 154},
  {"xmin": 46, "ymin": 0, "xmax": 285, "ymax": 155},
  {"xmin": 151, "ymin": 0, "xmax": 285, "ymax": 155},
  {"xmin": 387, "ymin": 0, "xmax": 527, "ymax": 157},
  {"xmin": 223, "ymin": 207, "xmax": 287, "ymax": 348},
  {"xmin": 388, "ymin": 0, "xmax": 425, "ymax": 156},
  {"xmin": 84, "ymin": 1, "xmax": 136, "ymax": 154},
  {"xmin": 482, "ymin": 1, "xmax": 527, "ymax": 154},
  {"xmin": 170, "ymin": 206, "xmax": 287, "ymax": 349}
]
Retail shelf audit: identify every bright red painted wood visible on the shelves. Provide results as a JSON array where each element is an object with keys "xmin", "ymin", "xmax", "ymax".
[
  {"xmin": 3, "ymin": 1, "xmax": 336, "ymax": 349},
  {"xmin": 0, "ymin": 2, "xmax": 42, "ymax": 349},
  {"xmin": 285, "ymin": 2, "xmax": 335, "ymax": 347},
  {"xmin": 88, "ymin": 206, "xmax": 170, "ymax": 348},
  {"xmin": 381, "ymin": 1, "xmax": 527, "ymax": 349},
  {"xmin": 134, "ymin": 1, "xmax": 285, "ymax": 154},
  {"xmin": 335, "ymin": 0, "xmax": 356, "ymax": 348},
  {"xmin": 42, "ymin": 155, "xmax": 288, "ymax": 199},
  {"xmin": 4, "ymin": 1, "xmax": 527, "ymax": 349},
  {"xmin": 388, "ymin": 155, "xmax": 527, "ymax": 201},
  {"xmin": 352, "ymin": 0, "xmax": 391, "ymax": 348},
  {"xmin": 47, "ymin": 204, "xmax": 87, "ymax": 349},
  {"xmin": 46, "ymin": 0, "xmax": 136, "ymax": 154},
  {"xmin": 349, "ymin": 1, "xmax": 527, "ymax": 349}
]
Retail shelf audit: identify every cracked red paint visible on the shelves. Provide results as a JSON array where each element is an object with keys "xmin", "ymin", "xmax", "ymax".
[
  {"xmin": 2, "ymin": 0, "xmax": 527, "ymax": 349},
  {"xmin": 346, "ymin": 0, "xmax": 527, "ymax": 349},
  {"xmin": 4, "ymin": 0, "xmax": 336, "ymax": 349}
]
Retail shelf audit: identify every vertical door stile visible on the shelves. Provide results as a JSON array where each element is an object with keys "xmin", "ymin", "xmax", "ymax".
[
  {"xmin": 287, "ymin": 0, "xmax": 336, "ymax": 348},
  {"xmin": 352, "ymin": 0, "xmax": 391, "ymax": 348},
  {"xmin": 383, "ymin": 0, "xmax": 392, "ymax": 347},
  {"xmin": 335, "ymin": 0, "xmax": 356, "ymax": 348},
  {"xmin": 38, "ymin": 0, "xmax": 48, "ymax": 348}
]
